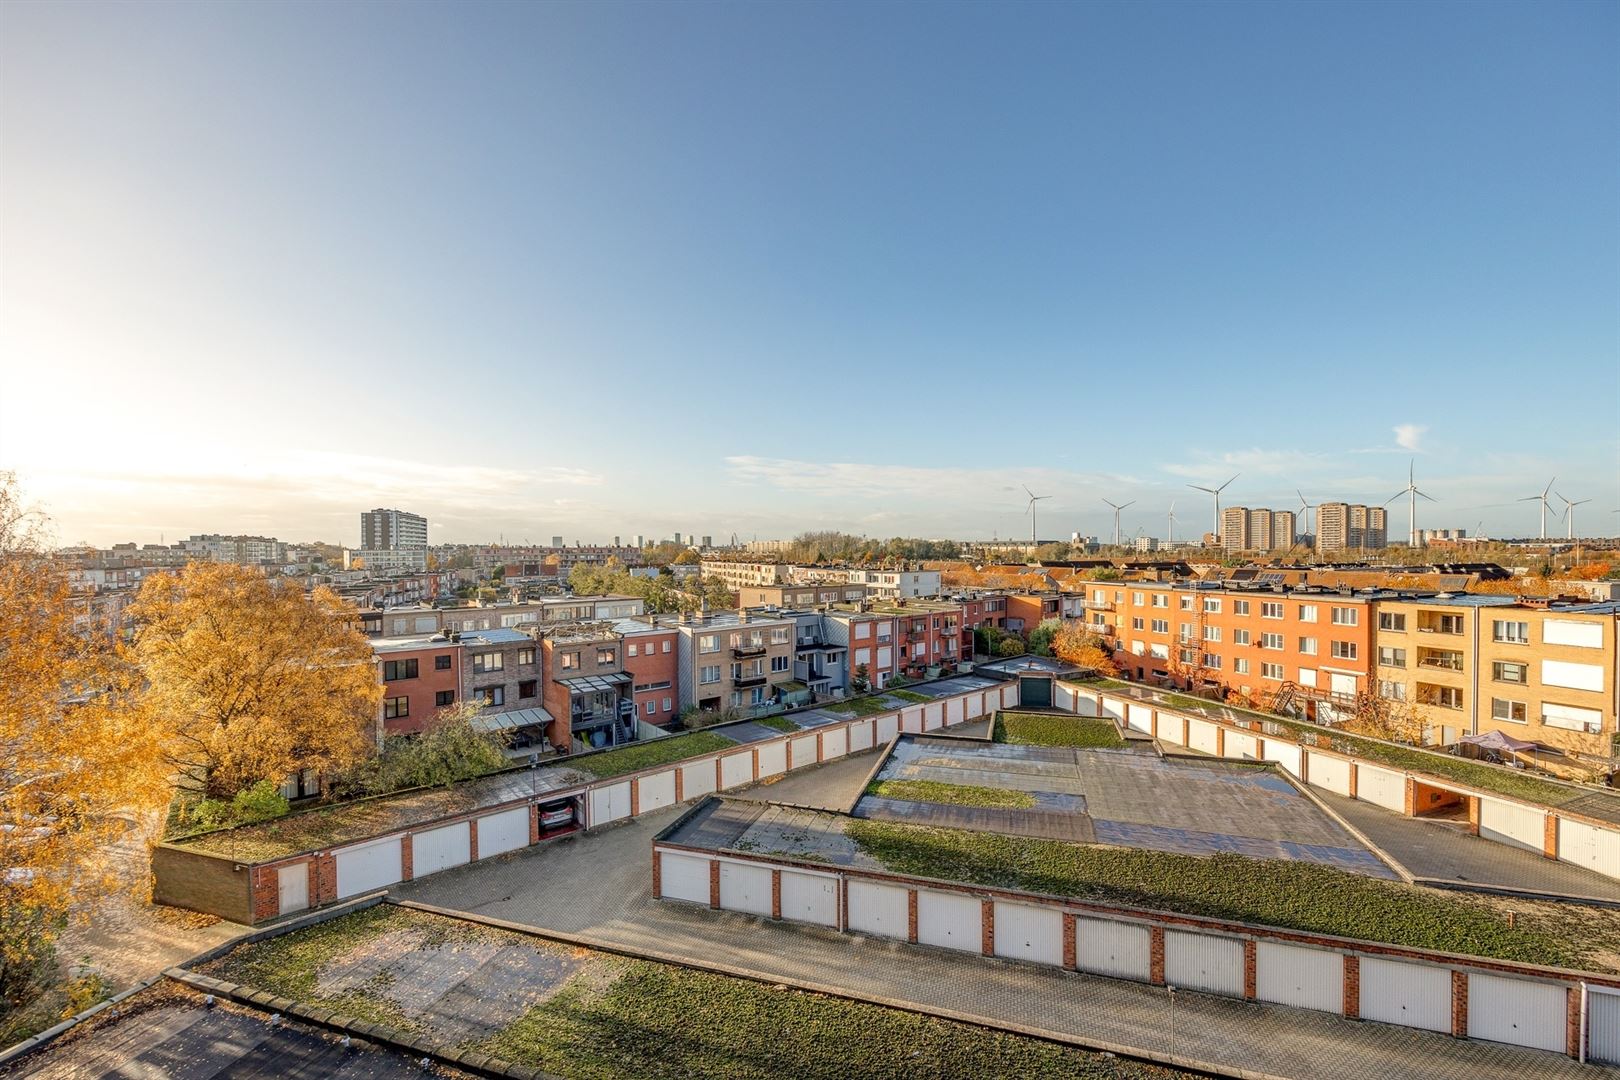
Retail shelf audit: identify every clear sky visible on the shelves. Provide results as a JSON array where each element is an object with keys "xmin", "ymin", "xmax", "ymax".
[{"xmin": 2, "ymin": 1, "xmax": 1615, "ymax": 548}]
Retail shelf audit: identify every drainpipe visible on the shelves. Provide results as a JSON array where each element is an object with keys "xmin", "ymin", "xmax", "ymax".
[{"xmin": 1469, "ymin": 611, "xmax": 1480, "ymax": 737}]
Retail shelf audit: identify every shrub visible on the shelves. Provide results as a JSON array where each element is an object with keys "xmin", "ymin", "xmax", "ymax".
[{"xmin": 231, "ymin": 780, "xmax": 291, "ymax": 824}]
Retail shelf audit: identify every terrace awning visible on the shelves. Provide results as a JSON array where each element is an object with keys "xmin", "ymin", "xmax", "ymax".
[
  {"xmin": 557, "ymin": 672, "xmax": 632, "ymax": 694},
  {"xmin": 470, "ymin": 706, "xmax": 554, "ymax": 734},
  {"xmin": 1459, "ymin": 730, "xmax": 1537, "ymax": 753}
]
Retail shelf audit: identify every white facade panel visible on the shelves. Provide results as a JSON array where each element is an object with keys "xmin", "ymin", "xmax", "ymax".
[
  {"xmin": 1308, "ymin": 753, "xmax": 1353, "ymax": 797},
  {"xmin": 1075, "ymin": 917, "xmax": 1151, "ymax": 980},
  {"xmin": 1545, "ymin": 619, "xmax": 1604, "ymax": 649},
  {"xmin": 1255, "ymin": 941, "xmax": 1341, "ymax": 1013},
  {"xmin": 1357, "ymin": 764, "xmax": 1406, "ymax": 812},
  {"xmin": 790, "ymin": 734, "xmax": 819, "ymax": 770},
  {"xmin": 638, "ymin": 770, "xmax": 677, "ymax": 813},
  {"xmin": 658, "ymin": 850, "xmax": 711, "ymax": 904},
  {"xmin": 335, "ymin": 836, "xmax": 403, "ymax": 899},
  {"xmin": 1224, "ymin": 730, "xmax": 1259, "ymax": 760},
  {"xmin": 1266, "ymin": 740, "xmax": 1303, "ymax": 779},
  {"xmin": 849, "ymin": 720, "xmax": 874, "ymax": 753},
  {"xmin": 1164, "ymin": 930, "xmax": 1243, "ymax": 996},
  {"xmin": 680, "ymin": 760, "xmax": 716, "ymax": 800},
  {"xmin": 916, "ymin": 889, "xmax": 982, "ymax": 953},
  {"xmin": 1100, "ymin": 696, "xmax": 1126, "ymax": 721},
  {"xmin": 412, "ymin": 822, "xmax": 471, "ymax": 878},
  {"xmin": 822, "ymin": 726, "xmax": 849, "ymax": 759},
  {"xmin": 1467, "ymin": 972, "xmax": 1565, "ymax": 1053},
  {"xmin": 477, "ymin": 807, "xmax": 530, "ymax": 858},
  {"xmin": 1543, "ymin": 659, "xmax": 1605, "ymax": 692},
  {"xmin": 992, "ymin": 902, "xmax": 1063, "ymax": 966},
  {"xmin": 1590, "ymin": 988, "xmax": 1620, "ymax": 1065},
  {"xmin": 876, "ymin": 713, "xmax": 900, "ymax": 744},
  {"xmin": 1358, "ymin": 957, "xmax": 1451, "ymax": 1033},
  {"xmin": 756, "ymin": 740, "xmax": 788, "ymax": 778},
  {"xmin": 1126, "ymin": 704, "xmax": 1153, "ymax": 733},
  {"xmin": 1558, "ymin": 818, "xmax": 1620, "ymax": 880},
  {"xmin": 588, "ymin": 781, "xmax": 631, "ymax": 825},
  {"xmin": 778, "ymin": 869, "xmax": 839, "ymax": 927},
  {"xmin": 719, "ymin": 860, "xmax": 774, "ymax": 916},
  {"xmin": 720, "ymin": 751, "xmax": 754, "ymax": 790},
  {"xmin": 1480, "ymin": 799, "xmax": 1546, "ymax": 853},
  {"xmin": 1186, "ymin": 718, "xmax": 1220, "ymax": 755},
  {"xmin": 847, "ymin": 879, "xmax": 908, "ymax": 939},
  {"xmin": 277, "ymin": 863, "xmax": 308, "ymax": 916}
]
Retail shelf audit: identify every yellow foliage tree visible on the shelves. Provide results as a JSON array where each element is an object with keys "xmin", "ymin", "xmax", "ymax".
[
  {"xmin": 130, "ymin": 562, "xmax": 381, "ymax": 798},
  {"xmin": 1051, "ymin": 622, "xmax": 1120, "ymax": 677},
  {"xmin": 0, "ymin": 474, "xmax": 171, "ymax": 1017}
]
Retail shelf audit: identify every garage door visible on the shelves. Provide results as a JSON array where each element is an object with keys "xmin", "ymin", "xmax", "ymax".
[
  {"xmin": 1073, "ymin": 691, "xmax": 1100, "ymax": 717},
  {"xmin": 779, "ymin": 870, "xmax": 838, "ymax": 927},
  {"xmin": 1021, "ymin": 678, "xmax": 1053, "ymax": 708},
  {"xmin": 638, "ymin": 770, "xmax": 677, "ymax": 813},
  {"xmin": 1186, "ymin": 718, "xmax": 1220, "ymax": 755},
  {"xmin": 1591, "ymin": 988, "xmax": 1620, "ymax": 1065},
  {"xmin": 1126, "ymin": 704, "xmax": 1153, "ymax": 734},
  {"xmin": 1358, "ymin": 957, "xmax": 1450, "ymax": 1032},
  {"xmin": 658, "ymin": 851, "xmax": 711, "ymax": 905},
  {"xmin": 719, "ymin": 861, "xmax": 773, "ymax": 917},
  {"xmin": 277, "ymin": 863, "xmax": 308, "ymax": 916},
  {"xmin": 335, "ymin": 836, "xmax": 403, "ymax": 899},
  {"xmin": 790, "ymin": 734, "xmax": 819, "ymax": 770},
  {"xmin": 993, "ymin": 902, "xmax": 1063, "ymax": 966},
  {"xmin": 1076, "ymin": 918, "xmax": 1151, "ymax": 980},
  {"xmin": 965, "ymin": 695, "xmax": 983, "ymax": 720},
  {"xmin": 756, "ymin": 740, "xmax": 788, "ymax": 778},
  {"xmin": 1467, "ymin": 973, "xmax": 1566, "ymax": 1053},
  {"xmin": 1156, "ymin": 713, "xmax": 1185, "ymax": 746},
  {"xmin": 1164, "ymin": 931, "xmax": 1243, "ymax": 996},
  {"xmin": 901, "ymin": 707, "xmax": 923, "ymax": 733},
  {"xmin": 588, "ymin": 781, "xmax": 631, "ymax": 824},
  {"xmin": 847, "ymin": 880, "xmax": 908, "ymax": 939},
  {"xmin": 680, "ymin": 760, "xmax": 716, "ymax": 799},
  {"xmin": 849, "ymin": 721, "xmax": 874, "ymax": 753},
  {"xmin": 876, "ymin": 714, "xmax": 900, "ymax": 744},
  {"xmin": 1224, "ymin": 731, "xmax": 1259, "ymax": 761},
  {"xmin": 946, "ymin": 697, "xmax": 964, "ymax": 724},
  {"xmin": 822, "ymin": 726, "xmax": 848, "ymax": 759},
  {"xmin": 1100, "ymin": 696, "xmax": 1126, "ymax": 721},
  {"xmin": 1356, "ymin": 765, "xmax": 1406, "ymax": 812},
  {"xmin": 924, "ymin": 703, "xmax": 944, "ymax": 730},
  {"xmin": 412, "ymin": 822, "xmax": 470, "ymax": 878},
  {"xmin": 1256, "ymin": 941, "xmax": 1341, "ymax": 1013},
  {"xmin": 917, "ymin": 890, "xmax": 981, "ymax": 953},
  {"xmin": 477, "ymin": 807, "xmax": 530, "ymax": 859},
  {"xmin": 1561, "ymin": 819, "xmax": 1620, "ymax": 881},
  {"xmin": 1308, "ymin": 754, "xmax": 1353, "ymax": 797},
  {"xmin": 1480, "ymin": 799, "xmax": 1546, "ymax": 853},
  {"xmin": 1266, "ymin": 741, "xmax": 1303, "ymax": 779},
  {"xmin": 720, "ymin": 751, "xmax": 753, "ymax": 790}
]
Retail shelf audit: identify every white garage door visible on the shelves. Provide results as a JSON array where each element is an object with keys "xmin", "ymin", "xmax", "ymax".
[
  {"xmin": 822, "ymin": 727, "xmax": 848, "ymax": 759},
  {"xmin": 719, "ymin": 861, "xmax": 773, "ymax": 916},
  {"xmin": 847, "ymin": 880, "xmax": 908, "ymax": 939},
  {"xmin": 1127, "ymin": 704, "xmax": 1153, "ymax": 734},
  {"xmin": 1560, "ymin": 818, "xmax": 1620, "ymax": 880},
  {"xmin": 588, "ymin": 781, "xmax": 631, "ymax": 825},
  {"xmin": 477, "ymin": 807, "xmax": 530, "ymax": 859},
  {"xmin": 335, "ymin": 836, "xmax": 403, "ymax": 899},
  {"xmin": 1186, "ymin": 718, "xmax": 1220, "ymax": 756},
  {"xmin": 849, "ymin": 721, "xmax": 874, "ymax": 753},
  {"xmin": 1076, "ymin": 918, "xmax": 1151, "ymax": 980},
  {"xmin": 1480, "ymin": 799, "xmax": 1546, "ymax": 853},
  {"xmin": 779, "ymin": 870, "xmax": 838, "ymax": 927},
  {"xmin": 965, "ymin": 695, "xmax": 982, "ymax": 720},
  {"xmin": 1072, "ymin": 691, "xmax": 1100, "ymax": 717},
  {"xmin": 1266, "ymin": 741, "xmax": 1303, "ymax": 779},
  {"xmin": 925, "ymin": 703, "xmax": 944, "ymax": 730},
  {"xmin": 639, "ymin": 770, "xmax": 677, "ymax": 813},
  {"xmin": 901, "ymin": 708, "xmax": 923, "ymax": 734},
  {"xmin": 1358, "ymin": 957, "xmax": 1450, "ymax": 1033},
  {"xmin": 1001, "ymin": 684, "xmax": 1018, "ymax": 707},
  {"xmin": 1164, "ymin": 931, "xmax": 1243, "ymax": 996},
  {"xmin": 720, "ymin": 751, "xmax": 753, "ymax": 790},
  {"xmin": 1591, "ymin": 988, "xmax": 1620, "ymax": 1065},
  {"xmin": 1256, "ymin": 941, "xmax": 1341, "ymax": 1013},
  {"xmin": 412, "ymin": 822, "xmax": 471, "ymax": 878},
  {"xmin": 756, "ymin": 740, "xmax": 788, "ymax": 778},
  {"xmin": 1224, "ymin": 731, "xmax": 1259, "ymax": 761},
  {"xmin": 876, "ymin": 713, "xmax": 900, "ymax": 743},
  {"xmin": 277, "ymin": 863, "xmax": 308, "ymax": 916},
  {"xmin": 1100, "ymin": 696, "xmax": 1126, "ymax": 721},
  {"xmin": 1055, "ymin": 684, "xmax": 1077, "ymax": 712},
  {"xmin": 917, "ymin": 890, "xmax": 981, "ymax": 953},
  {"xmin": 658, "ymin": 851, "xmax": 711, "ymax": 905},
  {"xmin": 1308, "ymin": 754, "xmax": 1353, "ymax": 797},
  {"xmin": 1357, "ymin": 765, "xmax": 1406, "ymax": 812},
  {"xmin": 680, "ymin": 760, "xmax": 716, "ymax": 799},
  {"xmin": 790, "ymin": 734, "xmax": 819, "ymax": 770},
  {"xmin": 1156, "ymin": 713, "xmax": 1185, "ymax": 746},
  {"xmin": 993, "ymin": 902, "xmax": 1063, "ymax": 966},
  {"xmin": 946, "ymin": 697, "xmax": 964, "ymax": 724},
  {"xmin": 1467, "ymin": 972, "xmax": 1566, "ymax": 1053}
]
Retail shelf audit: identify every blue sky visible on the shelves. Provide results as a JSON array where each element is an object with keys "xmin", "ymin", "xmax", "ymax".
[{"xmin": 2, "ymin": 1, "xmax": 1615, "ymax": 546}]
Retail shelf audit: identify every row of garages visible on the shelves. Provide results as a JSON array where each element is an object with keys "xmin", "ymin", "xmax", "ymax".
[{"xmin": 652, "ymin": 843, "xmax": 1620, "ymax": 1064}]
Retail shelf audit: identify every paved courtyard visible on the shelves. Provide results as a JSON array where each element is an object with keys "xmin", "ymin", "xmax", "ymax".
[{"xmin": 395, "ymin": 801, "xmax": 1620, "ymax": 1080}]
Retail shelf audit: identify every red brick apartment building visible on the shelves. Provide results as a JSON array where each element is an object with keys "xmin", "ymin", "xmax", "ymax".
[
  {"xmin": 621, "ymin": 621, "xmax": 680, "ymax": 727},
  {"xmin": 374, "ymin": 634, "xmax": 463, "ymax": 736}
]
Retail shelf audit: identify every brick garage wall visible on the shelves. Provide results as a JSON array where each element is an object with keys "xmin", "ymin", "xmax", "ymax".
[{"xmin": 151, "ymin": 844, "xmax": 253, "ymax": 924}]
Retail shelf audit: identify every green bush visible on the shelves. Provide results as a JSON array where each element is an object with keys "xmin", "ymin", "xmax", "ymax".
[
  {"xmin": 336, "ymin": 705, "xmax": 510, "ymax": 796},
  {"xmin": 231, "ymin": 780, "xmax": 292, "ymax": 824}
]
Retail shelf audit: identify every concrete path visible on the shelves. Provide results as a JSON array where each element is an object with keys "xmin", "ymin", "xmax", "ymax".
[{"xmin": 394, "ymin": 793, "xmax": 1620, "ymax": 1080}]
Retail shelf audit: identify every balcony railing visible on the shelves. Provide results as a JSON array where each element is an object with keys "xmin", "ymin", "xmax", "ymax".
[
  {"xmin": 734, "ymin": 673, "xmax": 767, "ymax": 688},
  {"xmin": 732, "ymin": 644, "xmax": 766, "ymax": 658},
  {"xmin": 1417, "ymin": 656, "xmax": 1464, "ymax": 672},
  {"xmin": 1084, "ymin": 599, "xmax": 1113, "ymax": 611},
  {"xmin": 1417, "ymin": 624, "xmax": 1462, "ymax": 635}
]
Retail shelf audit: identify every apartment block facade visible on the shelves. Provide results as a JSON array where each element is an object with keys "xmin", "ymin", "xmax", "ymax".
[
  {"xmin": 699, "ymin": 559, "xmax": 791, "ymax": 589},
  {"xmin": 374, "ymin": 634, "xmax": 463, "ymax": 737},
  {"xmin": 674, "ymin": 610, "xmax": 797, "ymax": 712},
  {"xmin": 619, "ymin": 622, "xmax": 680, "ymax": 727},
  {"xmin": 458, "ymin": 628, "xmax": 543, "ymax": 714},
  {"xmin": 1316, "ymin": 503, "xmax": 1388, "ymax": 552},
  {"xmin": 1218, "ymin": 508, "xmax": 1297, "ymax": 553},
  {"xmin": 735, "ymin": 582, "xmax": 868, "ymax": 609},
  {"xmin": 538, "ymin": 623, "xmax": 636, "ymax": 751}
]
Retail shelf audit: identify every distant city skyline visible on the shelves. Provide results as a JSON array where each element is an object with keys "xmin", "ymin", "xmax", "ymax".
[{"xmin": 2, "ymin": 3, "xmax": 1615, "ymax": 547}]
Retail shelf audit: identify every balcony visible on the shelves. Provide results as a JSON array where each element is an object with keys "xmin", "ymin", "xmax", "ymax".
[
  {"xmin": 1416, "ymin": 621, "xmax": 1463, "ymax": 636},
  {"xmin": 732, "ymin": 644, "xmax": 766, "ymax": 659},
  {"xmin": 1415, "ymin": 685, "xmax": 1464, "ymax": 711},
  {"xmin": 1417, "ymin": 654, "xmax": 1464, "ymax": 672},
  {"xmin": 734, "ymin": 673, "xmax": 768, "ymax": 689},
  {"xmin": 1084, "ymin": 599, "xmax": 1113, "ymax": 611}
]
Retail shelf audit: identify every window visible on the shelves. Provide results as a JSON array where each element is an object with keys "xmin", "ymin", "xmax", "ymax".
[
  {"xmin": 771, "ymin": 655, "xmax": 789, "ymax": 672},
  {"xmin": 1298, "ymin": 637, "xmax": 1317, "ymax": 655},
  {"xmin": 1543, "ymin": 702, "xmax": 1603, "ymax": 733},
  {"xmin": 1299, "ymin": 604, "xmax": 1318, "ymax": 623},
  {"xmin": 1331, "ymin": 641, "xmax": 1358, "ymax": 661},
  {"xmin": 1132, "ymin": 617, "xmax": 1145, "ymax": 631},
  {"xmin": 1203, "ymin": 626, "xmax": 1221, "ymax": 642},
  {"xmin": 1203, "ymin": 597, "xmax": 1222, "ymax": 613},
  {"xmin": 1261, "ymin": 632, "xmax": 1283, "ymax": 650},
  {"xmin": 384, "ymin": 696, "xmax": 409, "ymax": 719},
  {"xmin": 699, "ymin": 665, "xmax": 721, "ymax": 684},
  {"xmin": 627, "ymin": 643, "xmax": 638, "ymax": 657},
  {"xmin": 383, "ymin": 658, "xmax": 418, "ymax": 681},
  {"xmin": 1491, "ymin": 698, "xmax": 1527, "ymax": 724},
  {"xmin": 473, "ymin": 652, "xmax": 503, "ymax": 673},
  {"xmin": 1430, "ymin": 614, "xmax": 1464, "ymax": 634},
  {"xmin": 596, "ymin": 648, "xmax": 616, "ymax": 666},
  {"xmin": 1422, "ymin": 685, "xmax": 1463, "ymax": 709},
  {"xmin": 434, "ymin": 690, "xmax": 455, "ymax": 707},
  {"xmin": 663, "ymin": 697, "xmax": 672, "ymax": 712},
  {"xmin": 481, "ymin": 686, "xmax": 504, "ymax": 706},
  {"xmin": 1379, "ymin": 612, "xmax": 1407, "ymax": 632},
  {"xmin": 645, "ymin": 700, "xmax": 655, "ymax": 716},
  {"xmin": 1233, "ymin": 628, "xmax": 1251, "ymax": 646},
  {"xmin": 771, "ymin": 627, "xmax": 790, "ymax": 644},
  {"xmin": 1234, "ymin": 658, "xmax": 1250, "ymax": 674},
  {"xmin": 1179, "ymin": 596, "xmax": 1193, "ymax": 611},
  {"xmin": 1493, "ymin": 620, "xmax": 1530, "ymax": 644},
  {"xmin": 1178, "ymin": 623, "xmax": 1194, "ymax": 643},
  {"xmin": 560, "ymin": 651, "xmax": 579, "ymax": 670},
  {"xmin": 1378, "ymin": 680, "xmax": 1407, "ymax": 701},
  {"xmin": 519, "ymin": 680, "xmax": 537, "ymax": 699},
  {"xmin": 435, "ymin": 654, "xmax": 452, "ymax": 670},
  {"xmin": 1330, "ymin": 607, "xmax": 1358, "ymax": 626},
  {"xmin": 1150, "ymin": 619, "xmax": 1169, "ymax": 634},
  {"xmin": 1261, "ymin": 602, "xmax": 1283, "ymax": 619},
  {"xmin": 1378, "ymin": 647, "xmax": 1406, "ymax": 668},
  {"xmin": 663, "ymin": 640, "xmax": 671, "ymax": 653},
  {"xmin": 1132, "ymin": 592, "xmax": 1145, "ymax": 606},
  {"xmin": 699, "ymin": 634, "xmax": 719, "ymax": 653},
  {"xmin": 855, "ymin": 622, "xmax": 871, "ymax": 640},
  {"xmin": 1261, "ymin": 662, "xmax": 1284, "ymax": 680},
  {"xmin": 517, "ymin": 648, "xmax": 535, "ymax": 666},
  {"xmin": 1203, "ymin": 653, "xmax": 1222, "ymax": 669},
  {"xmin": 1492, "ymin": 661, "xmax": 1527, "ymax": 684},
  {"xmin": 1233, "ymin": 600, "xmax": 1250, "ymax": 616},
  {"xmin": 1151, "ymin": 595, "xmax": 1168, "ymax": 608}
]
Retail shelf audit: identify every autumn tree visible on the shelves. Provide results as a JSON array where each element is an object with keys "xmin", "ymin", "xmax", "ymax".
[
  {"xmin": 130, "ymin": 562, "xmax": 381, "ymax": 798},
  {"xmin": 1051, "ymin": 622, "xmax": 1120, "ymax": 676},
  {"xmin": 0, "ymin": 474, "xmax": 170, "ymax": 1030},
  {"xmin": 1027, "ymin": 618, "xmax": 1063, "ymax": 656}
]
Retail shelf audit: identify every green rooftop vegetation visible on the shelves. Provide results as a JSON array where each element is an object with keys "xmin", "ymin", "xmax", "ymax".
[
  {"xmin": 993, "ymin": 712, "xmax": 1125, "ymax": 749},
  {"xmin": 865, "ymin": 778, "xmax": 1037, "ymax": 810},
  {"xmin": 576, "ymin": 731, "xmax": 738, "ymax": 780},
  {"xmin": 827, "ymin": 695, "xmax": 901, "ymax": 717},
  {"xmin": 886, "ymin": 689, "xmax": 932, "ymax": 703},
  {"xmin": 845, "ymin": 819, "xmax": 1620, "ymax": 974},
  {"xmin": 757, "ymin": 715, "xmax": 800, "ymax": 733}
]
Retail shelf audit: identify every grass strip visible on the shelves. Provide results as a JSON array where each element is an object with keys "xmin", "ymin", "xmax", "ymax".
[
  {"xmin": 828, "ymin": 695, "xmax": 899, "ymax": 717},
  {"xmin": 756, "ymin": 715, "xmax": 799, "ymax": 732},
  {"xmin": 994, "ymin": 712, "xmax": 1124, "ymax": 748},
  {"xmin": 576, "ymin": 732, "xmax": 738, "ymax": 779},
  {"xmin": 866, "ymin": 779, "xmax": 1037, "ymax": 810}
]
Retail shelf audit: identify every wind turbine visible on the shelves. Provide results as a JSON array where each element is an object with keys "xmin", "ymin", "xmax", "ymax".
[
  {"xmin": 1102, "ymin": 498, "xmax": 1135, "ymax": 547},
  {"xmin": 1297, "ymin": 490, "xmax": 1316, "ymax": 540},
  {"xmin": 1186, "ymin": 475, "xmax": 1239, "ymax": 540},
  {"xmin": 1518, "ymin": 477, "xmax": 1557, "ymax": 540},
  {"xmin": 1166, "ymin": 501, "xmax": 1178, "ymax": 545},
  {"xmin": 1023, "ymin": 485, "xmax": 1051, "ymax": 549},
  {"xmin": 1386, "ymin": 459, "xmax": 1437, "ymax": 547},
  {"xmin": 1558, "ymin": 492, "xmax": 1591, "ymax": 540}
]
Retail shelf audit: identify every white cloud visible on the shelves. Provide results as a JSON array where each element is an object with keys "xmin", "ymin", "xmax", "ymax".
[{"xmin": 1394, "ymin": 424, "xmax": 1428, "ymax": 452}]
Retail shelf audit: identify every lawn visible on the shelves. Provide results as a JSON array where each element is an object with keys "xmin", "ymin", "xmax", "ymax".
[
  {"xmin": 865, "ymin": 778, "xmax": 1037, "ymax": 810},
  {"xmin": 845, "ymin": 819, "xmax": 1620, "ymax": 974},
  {"xmin": 827, "ymin": 695, "xmax": 900, "ymax": 717},
  {"xmin": 757, "ymin": 715, "xmax": 800, "ymax": 733},
  {"xmin": 994, "ymin": 712, "xmax": 1124, "ymax": 749},
  {"xmin": 204, "ymin": 905, "xmax": 1193, "ymax": 1080},
  {"xmin": 575, "ymin": 732, "xmax": 738, "ymax": 779}
]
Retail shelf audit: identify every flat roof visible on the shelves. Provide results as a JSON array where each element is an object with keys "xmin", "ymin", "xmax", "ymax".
[{"xmin": 975, "ymin": 655, "xmax": 1084, "ymax": 678}]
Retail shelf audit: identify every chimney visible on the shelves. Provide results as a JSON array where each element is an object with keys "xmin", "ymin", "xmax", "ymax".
[{"xmin": 738, "ymin": 608, "xmax": 750, "ymax": 624}]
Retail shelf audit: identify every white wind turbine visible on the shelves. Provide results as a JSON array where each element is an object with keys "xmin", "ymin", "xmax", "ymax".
[
  {"xmin": 1559, "ymin": 492, "xmax": 1591, "ymax": 540},
  {"xmin": 1023, "ymin": 485, "xmax": 1051, "ymax": 549},
  {"xmin": 1166, "ymin": 501, "xmax": 1178, "ymax": 545},
  {"xmin": 1386, "ymin": 459, "xmax": 1437, "ymax": 547},
  {"xmin": 1519, "ymin": 477, "xmax": 1557, "ymax": 540},
  {"xmin": 1102, "ymin": 498, "xmax": 1135, "ymax": 547},
  {"xmin": 1297, "ymin": 490, "xmax": 1316, "ymax": 540},
  {"xmin": 1186, "ymin": 475, "xmax": 1239, "ymax": 540}
]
